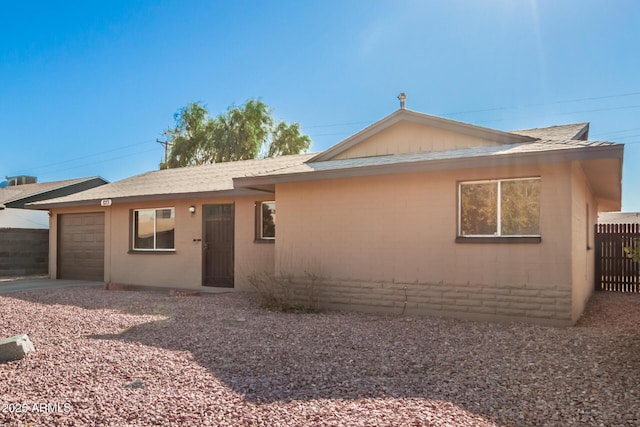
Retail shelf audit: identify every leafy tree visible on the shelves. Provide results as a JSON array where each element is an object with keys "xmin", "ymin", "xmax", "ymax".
[
  {"xmin": 268, "ymin": 121, "xmax": 310, "ymax": 157},
  {"xmin": 161, "ymin": 99, "xmax": 311, "ymax": 169},
  {"xmin": 162, "ymin": 102, "xmax": 216, "ymax": 168}
]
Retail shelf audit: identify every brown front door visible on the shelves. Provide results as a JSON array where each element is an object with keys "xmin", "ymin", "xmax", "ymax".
[{"xmin": 203, "ymin": 204, "xmax": 234, "ymax": 287}]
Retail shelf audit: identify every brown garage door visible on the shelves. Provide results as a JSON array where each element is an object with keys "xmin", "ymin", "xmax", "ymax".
[{"xmin": 57, "ymin": 213, "xmax": 105, "ymax": 281}]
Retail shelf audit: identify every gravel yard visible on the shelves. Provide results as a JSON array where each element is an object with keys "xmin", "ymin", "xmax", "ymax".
[{"xmin": 0, "ymin": 286, "xmax": 639, "ymax": 427}]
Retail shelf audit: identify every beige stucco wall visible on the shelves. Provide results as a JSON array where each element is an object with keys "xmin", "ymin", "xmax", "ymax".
[
  {"xmin": 49, "ymin": 195, "xmax": 274, "ymax": 291},
  {"xmin": 275, "ymin": 162, "xmax": 577, "ymax": 325},
  {"xmin": 570, "ymin": 161, "xmax": 597, "ymax": 322},
  {"xmin": 335, "ymin": 121, "xmax": 500, "ymax": 160}
]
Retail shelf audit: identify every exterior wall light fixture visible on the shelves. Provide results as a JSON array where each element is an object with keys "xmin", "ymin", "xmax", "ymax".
[{"xmin": 189, "ymin": 206, "xmax": 196, "ymax": 215}]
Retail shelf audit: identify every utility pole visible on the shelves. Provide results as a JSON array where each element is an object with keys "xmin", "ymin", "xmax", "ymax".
[{"xmin": 157, "ymin": 139, "xmax": 172, "ymax": 168}]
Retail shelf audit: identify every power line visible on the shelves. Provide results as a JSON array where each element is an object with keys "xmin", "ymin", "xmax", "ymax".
[
  {"xmin": 611, "ymin": 134, "xmax": 640, "ymax": 141},
  {"xmin": 442, "ymin": 91, "xmax": 640, "ymax": 117},
  {"xmin": 553, "ymin": 104, "xmax": 640, "ymax": 115},
  {"xmin": 303, "ymin": 90, "xmax": 640, "ymax": 129},
  {"xmin": 36, "ymin": 147, "xmax": 159, "ymax": 179},
  {"xmin": 550, "ymin": 91, "xmax": 640, "ymax": 104},
  {"xmin": 309, "ymin": 131, "xmax": 354, "ymax": 137},
  {"xmin": 595, "ymin": 127, "xmax": 640, "ymax": 137},
  {"xmin": 11, "ymin": 139, "xmax": 157, "ymax": 176},
  {"xmin": 471, "ymin": 104, "xmax": 640, "ymax": 125},
  {"xmin": 305, "ymin": 121, "xmax": 371, "ymax": 129}
]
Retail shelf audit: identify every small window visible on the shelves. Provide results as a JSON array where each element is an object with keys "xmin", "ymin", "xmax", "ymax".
[
  {"xmin": 458, "ymin": 178, "xmax": 541, "ymax": 238},
  {"xmin": 256, "ymin": 201, "xmax": 276, "ymax": 241},
  {"xmin": 132, "ymin": 208, "xmax": 175, "ymax": 251}
]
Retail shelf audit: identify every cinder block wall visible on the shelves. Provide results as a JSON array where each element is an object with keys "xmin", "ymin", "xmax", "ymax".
[
  {"xmin": 289, "ymin": 277, "xmax": 573, "ymax": 326},
  {"xmin": 0, "ymin": 229, "xmax": 49, "ymax": 277}
]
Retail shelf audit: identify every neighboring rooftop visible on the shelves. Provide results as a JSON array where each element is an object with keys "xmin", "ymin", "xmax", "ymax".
[
  {"xmin": 598, "ymin": 212, "xmax": 640, "ymax": 224},
  {"xmin": 3, "ymin": 175, "xmax": 37, "ymax": 186},
  {"xmin": 0, "ymin": 176, "xmax": 108, "ymax": 208}
]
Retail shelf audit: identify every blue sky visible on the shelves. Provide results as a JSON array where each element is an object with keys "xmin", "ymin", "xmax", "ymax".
[{"xmin": 1, "ymin": 1, "xmax": 639, "ymax": 209}]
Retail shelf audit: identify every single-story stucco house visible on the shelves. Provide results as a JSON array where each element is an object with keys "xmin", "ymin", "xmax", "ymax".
[{"xmin": 30, "ymin": 106, "xmax": 623, "ymax": 325}]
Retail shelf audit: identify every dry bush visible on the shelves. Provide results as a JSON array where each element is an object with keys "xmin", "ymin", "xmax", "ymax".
[{"xmin": 248, "ymin": 270, "xmax": 321, "ymax": 312}]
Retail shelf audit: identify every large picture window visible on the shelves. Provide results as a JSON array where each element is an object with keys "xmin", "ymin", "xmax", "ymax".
[
  {"xmin": 458, "ymin": 178, "xmax": 541, "ymax": 237},
  {"xmin": 256, "ymin": 201, "xmax": 276, "ymax": 241},
  {"xmin": 132, "ymin": 208, "xmax": 175, "ymax": 251}
]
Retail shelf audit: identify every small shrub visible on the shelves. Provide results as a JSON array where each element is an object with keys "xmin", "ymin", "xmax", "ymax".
[{"xmin": 248, "ymin": 270, "xmax": 321, "ymax": 313}]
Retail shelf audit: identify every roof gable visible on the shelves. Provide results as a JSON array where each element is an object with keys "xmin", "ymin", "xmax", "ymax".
[{"xmin": 311, "ymin": 109, "xmax": 536, "ymax": 162}]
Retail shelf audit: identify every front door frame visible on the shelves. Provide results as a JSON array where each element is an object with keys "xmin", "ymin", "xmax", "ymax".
[{"xmin": 202, "ymin": 203, "xmax": 235, "ymax": 287}]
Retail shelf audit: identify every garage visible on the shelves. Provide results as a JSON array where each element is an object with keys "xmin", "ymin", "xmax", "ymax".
[{"xmin": 57, "ymin": 212, "xmax": 104, "ymax": 281}]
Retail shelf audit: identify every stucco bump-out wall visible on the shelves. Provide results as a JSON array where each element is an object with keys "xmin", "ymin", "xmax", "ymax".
[{"xmin": 275, "ymin": 162, "xmax": 575, "ymax": 325}]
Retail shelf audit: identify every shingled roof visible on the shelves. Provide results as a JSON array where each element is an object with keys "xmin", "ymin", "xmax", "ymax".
[
  {"xmin": 30, "ymin": 154, "xmax": 314, "ymax": 209},
  {"xmin": 510, "ymin": 123, "xmax": 590, "ymax": 140}
]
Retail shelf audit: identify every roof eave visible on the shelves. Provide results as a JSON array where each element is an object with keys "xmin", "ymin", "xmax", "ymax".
[
  {"xmin": 236, "ymin": 144, "xmax": 624, "ymax": 188},
  {"xmin": 26, "ymin": 187, "xmax": 274, "ymax": 210}
]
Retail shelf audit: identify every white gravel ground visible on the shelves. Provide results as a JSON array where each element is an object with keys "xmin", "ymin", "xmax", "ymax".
[{"xmin": 0, "ymin": 286, "xmax": 638, "ymax": 426}]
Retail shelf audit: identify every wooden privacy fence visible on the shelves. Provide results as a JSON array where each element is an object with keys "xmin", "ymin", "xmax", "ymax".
[{"xmin": 595, "ymin": 223, "xmax": 640, "ymax": 292}]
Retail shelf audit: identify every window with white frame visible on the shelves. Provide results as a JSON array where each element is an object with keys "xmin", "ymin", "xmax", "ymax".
[
  {"xmin": 132, "ymin": 208, "xmax": 175, "ymax": 250},
  {"xmin": 256, "ymin": 201, "xmax": 276, "ymax": 241},
  {"xmin": 458, "ymin": 178, "xmax": 541, "ymax": 237}
]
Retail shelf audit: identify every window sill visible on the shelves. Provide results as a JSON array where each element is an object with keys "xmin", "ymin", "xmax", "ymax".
[
  {"xmin": 128, "ymin": 250, "xmax": 177, "ymax": 254},
  {"xmin": 455, "ymin": 236, "xmax": 541, "ymax": 244},
  {"xmin": 253, "ymin": 239, "xmax": 275, "ymax": 244}
]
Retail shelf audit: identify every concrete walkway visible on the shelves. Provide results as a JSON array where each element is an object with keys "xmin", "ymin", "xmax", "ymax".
[{"xmin": 0, "ymin": 278, "xmax": 104, "ymax": 294}]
